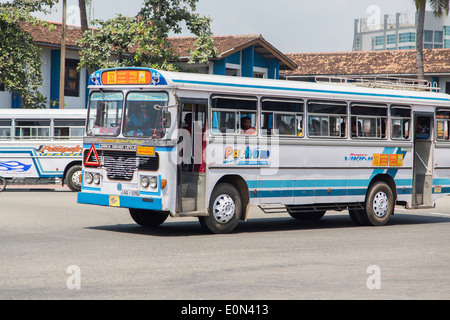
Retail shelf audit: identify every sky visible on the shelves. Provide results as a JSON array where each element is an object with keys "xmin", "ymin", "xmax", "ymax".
[{"xmin": 27, "ymin": 0, "xmax": 419, "ymax": 53}]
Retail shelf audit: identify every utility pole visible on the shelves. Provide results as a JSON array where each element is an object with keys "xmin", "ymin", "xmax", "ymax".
[{"xmin": 59, "ymin": 0, "xmax": 66, "ymax": 109}]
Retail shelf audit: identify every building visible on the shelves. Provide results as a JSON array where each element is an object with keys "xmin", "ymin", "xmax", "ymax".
[
  {"xmin": 353, "ymin": 11, "xmax": 450, "ymax": 51},
  {"xmin": 0, "ymin": 22, "xmax": 296, "ymax": 109},
  {"xmin": 282, "ymin": 49, "xmax": 450, "ymax": 94}
]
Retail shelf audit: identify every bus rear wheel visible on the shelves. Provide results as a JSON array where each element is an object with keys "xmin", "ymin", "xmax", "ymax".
[
  {"xmin": 199, "ymin": 183, "xmax": 242, "ymax": 234},
  {"xmin": 129, "ymin": 209, "xmax": 168, "ymax": 227}
]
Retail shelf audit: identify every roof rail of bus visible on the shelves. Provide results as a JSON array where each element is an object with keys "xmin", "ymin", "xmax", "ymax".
[{"xmin": 314, "ymin": 76, "xmax": 440, "ymax": 92}]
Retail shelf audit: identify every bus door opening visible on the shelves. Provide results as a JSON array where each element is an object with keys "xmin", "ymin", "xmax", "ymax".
[
  {"xmin": 412, "ymin": 113, "xmax": 434, "ymax": 207},
  {"xmin": 177, "ymin": 100, "xmax": 207, "ymax": 213}
]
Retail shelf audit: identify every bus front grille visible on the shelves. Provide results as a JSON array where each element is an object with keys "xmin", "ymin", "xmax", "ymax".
[{"xmin": 84, "ymin": 150, "xmax": 160, "ymax": 181}]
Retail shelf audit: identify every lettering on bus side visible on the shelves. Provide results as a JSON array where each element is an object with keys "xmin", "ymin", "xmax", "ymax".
[{"xmin": 224, "ymin": 146, "xmax": 270, "ymax": 165}]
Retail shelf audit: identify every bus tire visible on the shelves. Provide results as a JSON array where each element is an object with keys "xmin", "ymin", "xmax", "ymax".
[
  {"xmin": 363, "ymin": 181, "xmax": 394, "ymax": 226},
  {"xmin": 199, "ymin": 183, "xmax": 242, "ymax": 234},
  {"xmin": 0, "ymin": 177, "xmax": 6, "ymax": 192},
  {"xmin": 129, "ymin": 209, "xmax": 168, "ymax": 227},
  {"xmin": 288, "ymin": 210, "xmax": 325, "ymax": 221},
  {"xmin": 66, "ymin": 165, "xmax": 82, "ymax": 192}
]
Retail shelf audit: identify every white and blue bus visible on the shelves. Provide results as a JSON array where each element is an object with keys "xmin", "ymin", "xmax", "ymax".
[
  {"xmin": 0, "ymin": 109, "xmax": 85, "ymax": 191},
  {"xmin": 77, "ymin": 68, "xmax": 450, "ymax": 233}
]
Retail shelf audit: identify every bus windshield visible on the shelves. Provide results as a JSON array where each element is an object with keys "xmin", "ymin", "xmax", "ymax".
[
  {"xmin": 87, "ymin": 92, "xmax": 124, "ymax": 136},
  {"xmin": 123, "ymin": 92, "xmax": 168, "ymax": 138}
]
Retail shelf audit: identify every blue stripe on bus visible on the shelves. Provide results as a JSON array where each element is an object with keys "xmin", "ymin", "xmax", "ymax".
[{"xmin": 171, "ymin": 79, "xmax": 450, "ymax": 102}]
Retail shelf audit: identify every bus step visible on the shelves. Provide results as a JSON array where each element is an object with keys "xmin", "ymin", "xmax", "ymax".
[
  {"xmin": 259, "ymin": 203, "xmax": 289, "ymax": 214},
  {"xmin": 182, "ymin": 197, "xmax": 197, "ymax": 212},
  {"xmin": 171, "ymin": 210, "xmax": 208, "ymax": 217}
]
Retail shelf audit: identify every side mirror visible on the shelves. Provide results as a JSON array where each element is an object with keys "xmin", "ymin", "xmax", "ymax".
[{"xmin": 162, "ymin": 110, "xmax": 171, "ymax": 128}]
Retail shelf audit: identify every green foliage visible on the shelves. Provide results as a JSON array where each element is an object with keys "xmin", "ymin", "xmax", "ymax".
[
  {"xmin": 78, "ymin": 0, "xmax": 217, "ymax": 71},
  {"xmin": 0, "ymin": 0, "xmax": 58, "ymax": 108}
]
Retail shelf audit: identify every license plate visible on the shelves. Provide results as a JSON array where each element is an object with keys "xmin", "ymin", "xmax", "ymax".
[{"xmin": 121, "ymin": 189, "xmax": 140, "ymax": 197}]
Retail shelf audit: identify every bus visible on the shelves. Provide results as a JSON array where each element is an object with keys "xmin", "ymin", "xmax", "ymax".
[
  {"xmin": 77, "ymin": 67, "xmax": 450, "ymax": 233},
  {"xmin": 0, "ymin": 109, "xmax": 85, "ymax": 192}
]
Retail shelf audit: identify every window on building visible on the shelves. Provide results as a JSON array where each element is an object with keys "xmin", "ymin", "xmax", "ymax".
[
  {"xmin": 435, "ymin": 31, "xmax": 443, "ymax": 43},
  {"xmin": 211, "ymin": 96, "xmax": 257, "ymax": 135},
  {"xmin": 350, "ymin": 104, "xmax": 387, "ymax": 139},
  {"xmin": 387, "ymin": 34, "xmax": 396, "ymax": 45},
  {"xmin": 65, "ymin": 59, "xmax": 80, "ymax": 97},
  {"xmin": 399, "ymin": 32, "xmax": 415, "ymax": 43},
  {"xmin": 307, "ymin": 101, "xmax": 347, "ymax": 138},
  {"xmin": 0, "ymin": 120, "xmax": 12, "ymax": 140},
  {"xmin": 54, "ymin": 119, "xmax": 85, "ymax": 139},
  {"xmin": 374, "ymin": 36, "xmax": 384, "ymax": 46},
  {"xmin": 424, "ymin": 30, "xmax": 433, "ymax": 42},
  {"xmin": 261, "ymin": 98, "xmax": 304, "ymax": 136},
  {"xmin": 0, "ymin": 83, "xmax": 5, "ymax": 91},
  {"xmin": 15, "ymin": 120, "xmax": 50, "ymax": 140},
  {"xmin": 391, "ymin": 106, "xmax": 411, "ymax": 140}
]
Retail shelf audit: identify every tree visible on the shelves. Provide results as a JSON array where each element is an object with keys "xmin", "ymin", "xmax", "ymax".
[
  {"xmin": 0, "ymin": 0, "xmax": 58, "ymax": 108},
  {"xmin": 414, "ymin": 0, "xmax": 449, "ymax": 80},
  {"xmin": 77, "ymin": 0, "xmax": 217, "ymax": 71}
]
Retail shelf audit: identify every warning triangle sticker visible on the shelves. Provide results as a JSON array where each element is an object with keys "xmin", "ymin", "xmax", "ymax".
[{"xmin": 84, "ymin": 143, "xmax": 100, "ymax": 166}]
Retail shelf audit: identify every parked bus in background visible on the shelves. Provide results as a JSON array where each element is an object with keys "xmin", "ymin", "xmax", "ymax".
[
  {"xmin": 77, "ymin": 68, "xmax": 450, "ymax": 233},
  {"xmin": 0, "ymin": 109, "xmax": 85, "ymax": 191}
]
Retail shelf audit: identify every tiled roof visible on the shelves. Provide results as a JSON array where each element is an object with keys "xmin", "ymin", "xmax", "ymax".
[
  {"xmin": 20, "ymin": 22, "xmax": 297, "ymax": 70},
  {"xmin": 283, "ymin": 49, "xmax": 450, "ymax": 77}
]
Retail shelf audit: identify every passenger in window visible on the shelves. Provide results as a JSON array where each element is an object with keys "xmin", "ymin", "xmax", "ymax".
[
  {"xmin": 183, "ymin": 113, "xmax": 192, "ymax": 135},
  {"xmin": 392, "ymin": 124, "xmax": 402, "ymax": 138},
  {"xmin": 240, "ymin": 116, "xmax": 256, "ymax": 134}
]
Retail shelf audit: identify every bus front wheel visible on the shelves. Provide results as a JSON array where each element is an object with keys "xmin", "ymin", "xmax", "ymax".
[
  {"xmin": 199, "ymin": 183, "xmax": 242, "ymax": 234},
  {"xmin": 129, "ymin": 209, "xmax": 168, "ymax": 227},
  {"xmin": 363, "ymin": 181, "xmax": 394, "ymax": 226}
]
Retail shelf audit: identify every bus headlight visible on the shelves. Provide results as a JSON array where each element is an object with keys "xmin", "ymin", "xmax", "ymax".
[
  {"xmin": 149, "ymin": 176, "xmax": 158, "ymax": 189},
  {"xmin": 141, "ymin": 176, "xmax": 150, "ymax": 188},
  {"xmin": 93, "ymin": 173, "xmax": 101, "ymax": 185},
  {"xmin": 85, "ymin": 172, "xmax": 93, "ymax": 184}
]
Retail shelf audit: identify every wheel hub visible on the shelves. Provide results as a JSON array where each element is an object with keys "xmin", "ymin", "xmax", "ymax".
[
  {"xmin": 373, "ymin": 191, "xmax": 388, "ymax": 218},
  {"xmin": 212, "ymin": 194, "xmax": 235, "ymax": 224}
]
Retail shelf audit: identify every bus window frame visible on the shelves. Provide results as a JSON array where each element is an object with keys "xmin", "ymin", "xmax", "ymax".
[
  {"xmin": 436, "ymin": 108, "xmax": 450, "ymax": 141},
  {"xmin": 15, "ymin": 119, "xmax": 51, "ymax": 140},
  {"xmin": 210, "ymin": 95, "xmax": 258, "ymax": 136},
  {"xmin": 123, "ymin": 91, "xmax": 169, "ymax": 138},
  {"xmin": 0, "ymin": 119, "xmax": 12, "ymax": 140},
  {"xmin": 53, "ymin": 119, "xmax": 86, "ymax": 140},
  {"xmin": 307, "ymin": 100, "xmax": 347, "ymax": 139},
  {"xmin": 350, "ymin": 103, "xmax": 388, "ymax": 140},
  {"xmin": 261, "ymin": 97, "xmax": 304, "ymax": 137},
  {"xmin": 87, "ymin": 90, "xmax": 124, "ymax": 137},
  {"xmin": 390, "ymin": 105, "xmax": 412, "ymax": 141}
]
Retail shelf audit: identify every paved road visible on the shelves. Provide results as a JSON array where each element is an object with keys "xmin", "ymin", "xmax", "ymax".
[{"xmin": 1, "ymin": 187, "xmax": 450, "ymax": 300}]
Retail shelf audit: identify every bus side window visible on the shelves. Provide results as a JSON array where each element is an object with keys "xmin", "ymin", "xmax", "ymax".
[
  {"xmin": 54, "ymin": 119, "xmax": 85, "ymax": 139},
  {"xmin": 391, "ymin": 106, "xmax": 411, "ymax": 140},
  {"xmin": 211, "ymin": 96, "xmax": 257, "ymax": 135},
  {"xmin": 0, "ymin": 120, "xmax": 12, "ymax": 140},
  {"xmin": 261, "ymin": 98, "xmax": 303, "ymax": 136},
  {"xmin": 15, "ymin": 119, "xmax": 50, "ymax": 140},
  {"xmin": 307, "ymin": 101, "xmax": 347, "ymax": 138},
  {"xmin": 350, "ymin": 104, "xmax": 387, "ymax": 139},
  {"xmin": 436, "ymin": 108, "xmax": 450, "ymax": 141}
]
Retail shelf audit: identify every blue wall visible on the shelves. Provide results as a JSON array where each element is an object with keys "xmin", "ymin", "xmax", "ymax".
[{"xmin": 212, "ymin": 45, "xmax": 280, "ymax": 79}]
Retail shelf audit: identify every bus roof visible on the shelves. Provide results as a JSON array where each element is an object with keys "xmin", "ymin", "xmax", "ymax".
[
  {"xmin": 0, "ymin": 109, "xmax": 86, "ymax": 118},
  {"xmin": 88, "ymin": 67, "xmax": 450, "ymax": 106}
]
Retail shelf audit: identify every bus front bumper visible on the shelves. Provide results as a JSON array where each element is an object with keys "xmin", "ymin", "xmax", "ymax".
[{"xmin": 77, "ymin": 192, "xmax": 162, "ymax": 211}]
